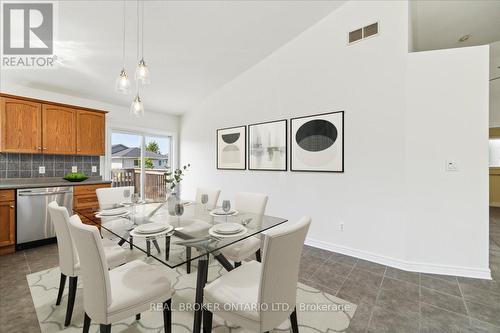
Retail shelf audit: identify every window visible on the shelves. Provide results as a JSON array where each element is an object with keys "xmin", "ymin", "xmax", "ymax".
[{"xmin": 110, "ymin": 130, "xmax": 173, "ymax": 200}]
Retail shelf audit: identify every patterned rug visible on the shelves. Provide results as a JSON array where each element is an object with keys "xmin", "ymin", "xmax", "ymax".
[{"xmin": 27, "ymin": 246, "xmax": 356, "ymax": 333}]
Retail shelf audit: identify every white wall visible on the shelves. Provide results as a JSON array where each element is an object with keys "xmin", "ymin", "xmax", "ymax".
[
  {"xmin": 405, "ymin": 46, "xmax": 490, "ymax": 276},
  {"xmin": 180, "ymin": 1, "xmax": 490, "ymax": 277}
]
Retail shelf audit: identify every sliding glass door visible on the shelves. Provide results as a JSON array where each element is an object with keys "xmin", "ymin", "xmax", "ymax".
[{"xmin": 110, "ymin": 130, "xmax": 172, "ymax": 200}]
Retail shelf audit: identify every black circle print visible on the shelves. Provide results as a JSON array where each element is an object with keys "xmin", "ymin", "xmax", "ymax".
[
  {"xmin": 222, "ymin": 133, "xmax": 240, "ymax": 144},
  {"xmin": 296, "ymin": 119, "xmax": 337, "ymax": 152}
]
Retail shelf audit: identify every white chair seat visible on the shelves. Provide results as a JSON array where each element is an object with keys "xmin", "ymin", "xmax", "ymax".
[
  {"xmin": 204, "ymin": 260, "xmax": 262, "ymax": 330},
  {"xmin": 102, "ymin": 239, "xmax": 128, "ymax": 268},
  {"xmin": 220, "ymin": 236, "xmax": 261, "ymax": 262},
  {"xmin": 180, "ymin": 218, "xmax": 211, "ymax": 237},
  {"xmin": 107, "ymin": 260, "xmax": 172, "ymax": 322}
]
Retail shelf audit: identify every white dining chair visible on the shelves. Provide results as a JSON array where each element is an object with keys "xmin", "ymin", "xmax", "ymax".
[
  {"xmin": 68, "ymin": 214, "xmax": 173, "ymax": 333},
  {"xmin": 219, "ymin": 192, "xmax": 268, "ymax": 267},
  {"xmin": 96, "ymin": 186, "xmax": 134, "ymax": 209},
  {"xmin": 202, "ymin": 216, "xmax": 311, "ymax": 333},
  {"xmin": 195, "ymin": 187, "xmax": 221, "ymax": 210},
  {"xmin": 48, "ymin": 201, "xmax": 127, "ymax": 326}
]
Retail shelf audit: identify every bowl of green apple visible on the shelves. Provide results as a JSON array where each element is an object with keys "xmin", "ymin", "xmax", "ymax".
[{"xmin": 63, "ymin": 172, "xmax": 88, "ymax": 182}]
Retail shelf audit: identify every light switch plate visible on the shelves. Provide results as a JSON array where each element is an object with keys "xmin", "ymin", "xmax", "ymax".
[
  {"xmin": 38, "ymin": 166, "xmax": 45, "ymax": 174},
  {"xmin": 72, "ymin": 166, "xmax": 78, "ymax": 173},
  {"xmin": 446, "ymin": 160, "xmax": 458, "ymax": 172},
  {"xmin": 91, "ymin": 166, "xmax": 97, "ymax": 173}
]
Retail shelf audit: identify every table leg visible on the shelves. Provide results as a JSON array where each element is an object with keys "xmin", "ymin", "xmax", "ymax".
[
  {"xmin": 165, "ymin": 236, "xmax": 170, "ymax": 261},
  {"xmin": 118, "ymin": 231, "xmax": 130, "ymax": 246},
  {"xmin": 152, "ymin": 239, "xmax": 161, "ymax": 253},
  {"xmin": 146, "ymin": 239, "xmax": 151, "ymax": 257},
  {"xmin": 192, "ymin": 255, "xmax": 209, "ymax": 333},
  {"xmin": 213, "ymin": 253, "xmax": 234, "ymax": 272},
  {"xmin": 186, "ymin": 247, "xmax": 192, "ymax": 274}
]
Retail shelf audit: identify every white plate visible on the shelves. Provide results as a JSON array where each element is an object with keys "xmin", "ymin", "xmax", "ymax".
[
  {"xmin": 135, "ymin": 223, "xmax": 170, "ymax": 234},
  {"xmin": 95, "ymin": 212, "xmax": 130, "ymax": 219},
  {"xmin": 130, "ymin": 224, "xmax": 174, "ymax": 237},
  {"xmin": 209, "ymin": 209, "xmax": 239, "ymax": 217},
  {"xmin": 212, "ymin": 223, "xmax": 244, "ymax": 234},
  {"xmin": 208, "ymin": 225, "xmax": 247, "ymax": 238},
  {"xmin": 98, "ymin": 208, "xmax": 128, "ymax": 216}
]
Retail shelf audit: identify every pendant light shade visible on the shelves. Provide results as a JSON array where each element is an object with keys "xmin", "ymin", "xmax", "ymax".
[
  {"xmin": 115, "ymin": 68, "xmax": 131, "ymax": 94},
  {"xmin": 135, "ymin": 58, "xmax": 150, "ymax": 84},
  {"xmin": 130, "ymin": 94, "xmax": 144, "ymax": 117}
]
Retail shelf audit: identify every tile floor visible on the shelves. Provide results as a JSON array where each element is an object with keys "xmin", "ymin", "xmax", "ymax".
[{"xmin": 2, "ymin": 209, "xmax": 500, "ymax": 333}]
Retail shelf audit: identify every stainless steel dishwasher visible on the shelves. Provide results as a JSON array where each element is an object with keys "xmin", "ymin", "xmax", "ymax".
[{"xmin": 16, "ymin": 187, "xmax": 73, "ymax": 249}]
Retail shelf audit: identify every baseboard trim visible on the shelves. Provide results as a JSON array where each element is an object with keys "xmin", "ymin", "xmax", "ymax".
[{"xmin": 305, "ymin": 237, "xmax": 491, "ymax": 279}]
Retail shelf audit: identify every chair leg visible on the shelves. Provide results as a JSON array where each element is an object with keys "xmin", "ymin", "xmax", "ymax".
[
  {"xmin": 165, "ymin": 236, "xmax": 171, "ymax": 261},
  {"xmin": 234, "ymin": 261, "xmax": 241, "ymax": 267},
  {"xmin": 136, "ymin": 313, "xmax": 141, "ymax": 320},
  {"xmin": 163, "ymin": 299, "xmax": 172, "ymax": 333},
  {"xmin": 202, "ymin": 307, "xmax": 213, "ymax": 333},
  {"xmin": 64, "ymin": 276, "xmax": 78, "ymax": 326},
  {"xmin": 186, "ymin": 247, "xmax": 192, "ymax": 274},
  {"xmin": 56, "ymin": 273, "xmax": 67, "ymax": 305},
  {"xmin": 290, "ymin": 307, "xmax": 299, "ymax": 333},
  {"xmin": 129, "ymin": 236, "xmax": 133, "ymax": 250},
  {"xmin": 152, "ymin": 239, "xmax": 161, "ymax": 253},
  {"xmin": 100, "ymin": 324, "xmax": 111, "ymax": 333},
  {"xmin": 83, "ymin": 313, "xmax": 91, "ymax": 333},
  {"xmin": 146, "ymin": 239, "xmax": 151, "ymax": 257},
  {"xmin": 256, "ymin": 249, "xmax": 261, "ymax": 262}
]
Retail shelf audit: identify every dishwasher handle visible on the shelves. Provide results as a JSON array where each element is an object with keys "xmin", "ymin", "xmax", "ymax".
[{"xmin": 18, "ymin": 190, "xmax": 73, "ymax": 196}]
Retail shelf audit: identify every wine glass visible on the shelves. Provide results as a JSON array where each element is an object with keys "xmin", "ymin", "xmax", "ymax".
[
  {"xmin": 174, "ymin": 203, "xmax": 184, "ymax": 228},
  {"xmin": 131, "ymin": 193, "xmax": 140, "ymax": 222},
  {"xmin": 222, "ymin": 200, "xmax": 231, "ymax": 222},
  {"xmin": 201, "ymin": 194, "xmax": 209, "ymax": 211},
  {"xmin": 123, "ymin": 189, "xmax": 131, "ymax": 205}
]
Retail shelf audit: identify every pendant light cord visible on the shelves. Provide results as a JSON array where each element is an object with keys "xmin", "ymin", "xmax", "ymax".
[
  {"xmin": 141, "ymin": 0, "xmax": 145, "ymax": 59},
  {"xmin": 136, "ymin": 0, "xmax": 140, "ymax": 94},
  {"xmin": 121, "ymin": 0, "xmax": 126, "ymax": 69}
]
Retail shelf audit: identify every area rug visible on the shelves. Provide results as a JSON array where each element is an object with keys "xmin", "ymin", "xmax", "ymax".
[{"xmin": 27, "ymin": 247, "xmax": 356, "ymax": 333}]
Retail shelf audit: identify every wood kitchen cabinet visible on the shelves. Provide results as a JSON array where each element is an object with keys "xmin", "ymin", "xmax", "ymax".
[
  {"xmin": 0, "ymin": 97, "xmax": 42, "ymax": 153},
  {"xmin": 42, "ymin": 104, "xmax": 77, "ymax": 154},
  {"xmin": 0, "ymin": 190, "xmax": 16, "ymax": 255},
  {"xmin": 74, "ymin": 183, "xmax": 110, "ymax": 228},
  {"xmin": 0, "ymin": 93, "xmax": 106, "ymax": 156},
  {"xmin": 77, "ymin": 110, "xmax": 105, "ymax": 156}
]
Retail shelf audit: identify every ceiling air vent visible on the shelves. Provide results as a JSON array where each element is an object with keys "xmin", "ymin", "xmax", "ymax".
[{"xmin": 348, "ymin": 22, "xmax": 379, "ymax": 45}]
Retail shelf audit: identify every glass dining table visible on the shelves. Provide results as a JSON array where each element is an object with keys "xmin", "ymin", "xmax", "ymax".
[{"xmin": 74, "ymin": 200, "xmax": 288, "ymax": 333}]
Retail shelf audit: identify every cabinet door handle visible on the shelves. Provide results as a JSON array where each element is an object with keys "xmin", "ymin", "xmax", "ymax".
[
  {"xmin": 38, "ymin": 146, "xmax": 42, "ymax": 150},
  {"xmin": 10, "ymin": 205, "xmax": 14, "ymax": 209},
  {"xmin": 43, "ymin": 147, "xmax": 47, "ymax": 150}
]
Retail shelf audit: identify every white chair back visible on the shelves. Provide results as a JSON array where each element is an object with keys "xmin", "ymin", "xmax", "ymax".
[
  {"xmin": 195, "ymin": 187, "xmax": 221, "ymax": 209},
  {"xmin": 235, "ymin": 192, "xmax": 268, "ymax": 227},
  {"xmin": 96, "ymin": 186, "xmax": 134, "ymax": 210},
  {"xmin": 48, "ymin": 201, "xmax": 79, "ymax": 277},
  {"xmin": 258, "ymin": 216, "xmax": 311, "ymax": 331},
  {"xmin": 68, "ymin": 215, "xmax": 112, "ymax": 324}
]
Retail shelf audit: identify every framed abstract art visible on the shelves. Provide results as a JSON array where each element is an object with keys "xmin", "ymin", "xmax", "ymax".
[
  {"xmin": 216, "ymin": 125, "xmax": 246, "ymax": 170},
  {"xmin": 248, "ymin": 119, "xmax": 287, "ymax": 171},
  {"xmin": 290, "ymin": 111, "xmax": 344, "ymax": 172}
]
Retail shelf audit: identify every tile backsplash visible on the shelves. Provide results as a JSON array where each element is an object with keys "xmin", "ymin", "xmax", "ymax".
[{"xmin": 0, "ymin": 153, "xmax": 101, "ymax": 179}]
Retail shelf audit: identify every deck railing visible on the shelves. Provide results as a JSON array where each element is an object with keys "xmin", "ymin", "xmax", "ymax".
[{"xmin": 111, "ymin": 168, "xmax": 169, "ymax": 199}]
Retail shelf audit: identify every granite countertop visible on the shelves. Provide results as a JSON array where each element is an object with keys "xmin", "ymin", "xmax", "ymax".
[{"xmin": 0, "ymin": 177, "xmax": 112, "ymax": 190}]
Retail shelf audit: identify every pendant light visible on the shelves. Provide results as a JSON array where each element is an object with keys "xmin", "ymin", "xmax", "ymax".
[
  {"xmin": 135, "ymin": 0, "xmax": 150, "ymax": 84},
  {"xmin": 130, "ymin": 93, "xmax": 144, "ymax": 117},
  {"xmin": 115, "ymin": 0, "xmax": 131, "ymax": 94},
  {"xmin": 130, "ymin": 0, "xmax": 145, "ymax": 117}
]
